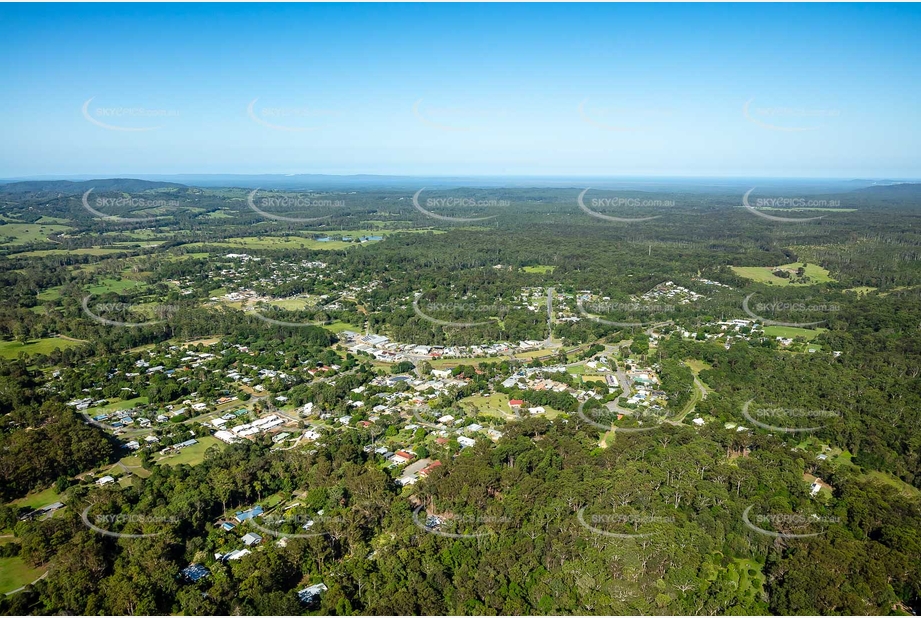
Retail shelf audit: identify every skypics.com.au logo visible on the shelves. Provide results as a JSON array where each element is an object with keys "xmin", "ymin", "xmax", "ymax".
[
  {"xmin": 412, "ymin": 189, "xmax": 506, "ymax": 223},
  {"xmin": 247, "ymin": 98, "xmax": 337, "ymax": 132},
  {"xmin": 577, "ymin": 298, "xmax": 675, "ymax": 328},
  {"xmin": 413, "ymin": 293, "xmax": 513, "ymax": 328},
  {"xmin": 741, "ymin": 400, "xmax": 840, "ymax": 434},
  {"xmin": 742, "ymin": 293, "xmax": 839, "ymax": 328},
  {"xmin": 577, "ymin": 507, "xmax": 675, "ymax": 539},
  {"xmin": 742, "ymin": 505, "xmax": 839, "ymax": 539},
  {"xmin": 250, "ymin": 301, "xmax": 328, "ymax": 328},
  {"xmin": 742, "ymin": 98, "xmax": 840, "ymax": 132},
  {"xmin": 81, "ymin": 189, "xmax": 179, "ymax": 222},
  {"xmin": 412, "ymin": 99, "xmax": 510, "ymax": 133},
  {"xmin": 741, "ymin": 188, "xmax": 842, "ymax": 223},
  {"xmin": 577, "ymin": 99, "xmax": 674, "ymax": 132},
  {"xmin": 575, "ymin": 399, "xmax": 664, "ymax": 435},
  {"xmin": 82, "ymin": 297, "xmax": 179, "ymax": 328},
  {"xmin": 247, "ymin": 512, "xmax": 355, "ymax": 539},
  {"xmin": 81, "ymin": 507, "xmax": 179, "ymax": 539},
  {"xmin": 412, "ymin": 505, "xmax": 510, "ymax": 539},
  {"xmin": 82, "ymin": 98, "xmax": 179, "ymax": 132},
  {"xmin": 577, "ymin": 189, "xmax": 665, "ymax": 223},
  {"xmin": 247, "ymin": 189, "xmax": 344, "ymax": 223},
  {"xmin": 412, "ymin": 296, "xmax": 514, "ymax": 328}
]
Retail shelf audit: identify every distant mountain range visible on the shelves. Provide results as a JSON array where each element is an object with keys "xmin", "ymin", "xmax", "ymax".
[{"xmin": 0, "ymin": 178, "xmax": 184, "ymax": 195}]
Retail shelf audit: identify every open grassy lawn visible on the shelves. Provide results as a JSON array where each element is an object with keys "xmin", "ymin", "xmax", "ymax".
[
  {"xmin": 37, "ymin": 287, "xmax": 63, "ymax": 301},
  {"xmin": 845, "ymin": 286, "xmax": 877, "ymax": 296},
  {"xmin": 86, "ymin": 278, "xmax": 148, "ymax": 294},
  {"xmin": 0, "ymin": 557, "xmax": 46, "ymax": 594},
  {"xmin": 763, "ymin": 325, "xmax": 826, "ymax": 341},
  {"xmin": 35, "ymin": 216, "xmax": 70, "ymax": 224},
  {"xmin": 177, "ymin": 337, "xmax": 222, "ymax": 348},
  {"xmin": 157, "ymin": 436, "xmax": 223, "ymax": 467},
  {"xmin": 728, "ymin": 558, "xmax": 766, "ymax": 602},
  {"xmin": 0, "ymin": 337, "xmax": 84, "ymax": 359},
  {"xmin": 818, "ymin": 446, "xmax": 919, "ymax": 498},
  {"xmin": 522, "ymin": 265, "xmax": 555, "ymax": 274},
  {"xmin": 684, "ymin": 359, "xmax": 713, "ymax": 374},
  {"xmin": 861, "ymin": 470, "xmax": 921, "ymax": 499},
  {"xmin": 9, "ymin": 486, "xmax": 62, "ymax": 511},
  {"xmin": 264, "ymin": 297, "xmax": 321, "ymax": 311},
  {"xmin": 10, "ymin": 248, "xmax": 128, "ymax": 259},
  {"xmin": 511, "ymin": 348, "xmax": 553, "ymax": 360},
  {"xmin": 0, "ymin": 223, "xmax": 72, "ymax": 246},
  {"xmin": 459, "ymin": 392, "xmax": 562, "ymax": 419},
  {"xmin": 92, "ymin": 396, "xmax": 149, "ymax": 413},
  {"xmin": 459, "ymin": 393, "xmax": 519, "ymax": 419},
  {"xmin": 323, "ymin": 320, "xmax": 362, "ymax": 334},
  {"xmin": 113, "ymin": 455, "xmax": 152, "ymax": 477},
  {"xmin": 581, "ymin": 375, "xmax": 607, "ymax": 385},
  {"xmin": 163, "ymin": 252, "xmax": 211, "ymax": 260},
  {"xmin": 730, "ymin": 262, "xmax": 836, "ymax": 286}
]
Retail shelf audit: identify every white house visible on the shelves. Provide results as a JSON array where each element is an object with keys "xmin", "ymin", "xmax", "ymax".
[{"xmin": 214, "ymin": 430, "xmax": 237, "ymax": 444}]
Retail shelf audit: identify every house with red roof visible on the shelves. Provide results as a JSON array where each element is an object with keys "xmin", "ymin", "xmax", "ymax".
[{"xmin": 419, "ymin": 460, "xmax": 442, "ymax": 477}]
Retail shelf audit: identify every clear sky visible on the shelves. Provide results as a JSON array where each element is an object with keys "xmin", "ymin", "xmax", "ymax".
[{"xmin": 1, "ymin": 3, "xmax": 919, "ymax": 178}]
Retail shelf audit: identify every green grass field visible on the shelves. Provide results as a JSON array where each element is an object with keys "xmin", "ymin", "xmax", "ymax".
[
  {"xmin": 9, "ymin": 486, "xmax": 62, "ymax": 511},
  {"xmin": 522, "ymin": 265, "xmax": 555, "ymax": 274},
  {"xmin": 763, "ymin": 325, "xmax": 826, "ymax": 341},
  {"xmin": 422, "ymin": 352, "xmax": 512, "ymax": 369},
  {"xmin": 0, "ymin": 557, "xmax": 46, "ymax": 594},
  {"xmin": 37, "ymin": 287, "xmax": 63, "ymax": 301},
  {"xmin": 264, "ymin": 297, "xmax": 321, "ymax": 311},
  {"xmin": 9, "ymin": 248, "xmax": 128, "ymax": 259},
  {"xmin": 0, "ymin": 223, "xmax": 72, "ymax": 246},
  {"xmin": 91, "ymin": 396, "xmax": 149, "ymax": 414},
  {"xmin": 861, "ymin": 470, "xmax": 921, "ymax": 498},
  {"xmin": 459, "ymin": 392, "xmax": 562, "ymax": 419},
  {"xmin": 157, "ymin": 436, "xmax": 223, "ymax": 466},
  {"xmin": 0, "ymin": 337, "xmax": 84, "ymax": 359},
  {"xmin": 845, "ymin": 286, "xmax": 877, "ymax": 296},
  {"xmin": 459, "ymin": 393, "xmax": 518, "ymax": 419},
  {"xmin": 35, "ymin": 216, "xmax": 70, "ymax": 224},
  {"xmin": 731, "ymin": 262, "xmax": 836, "ymax": 286},
  {"xmin": 323, "ymin": 320, "xmax": 362, "ymax": 333},
  {"xmin": 86, "ymin": 278, "xmax": 148, "ymax": 294},
  {"xmin": 684, "ymin": 359, "xmax": 713, "ymax": 374}
]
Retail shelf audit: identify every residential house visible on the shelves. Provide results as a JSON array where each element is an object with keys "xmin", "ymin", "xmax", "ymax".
[
  {"xmin": 297, "ymin": 583, "xmax": 328, "ymax": 606},
  {"xmin": 181, "ymin": 564, "xmax": 210, "ymax": 582},
  {"xmin": 235, "ymin": 505, "xmax": 264, "ymax": 523},
  {"xmin": 241, "ymin": 532, "xmax": 263, "ymax": 546}
]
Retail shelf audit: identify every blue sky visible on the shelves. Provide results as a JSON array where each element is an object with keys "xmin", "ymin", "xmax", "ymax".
[{"xmin": 1, "ymin": 3, "xmax": 919, "ymax": 178}]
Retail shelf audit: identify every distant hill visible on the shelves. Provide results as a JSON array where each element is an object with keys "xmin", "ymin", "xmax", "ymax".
[
  {"xmin": 851, "ymin": 183, "xmax": 921, "ymax": 198},
  {"xmin": 0, "ymin": 178, "xmax": 186, "ymax": 194}
]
